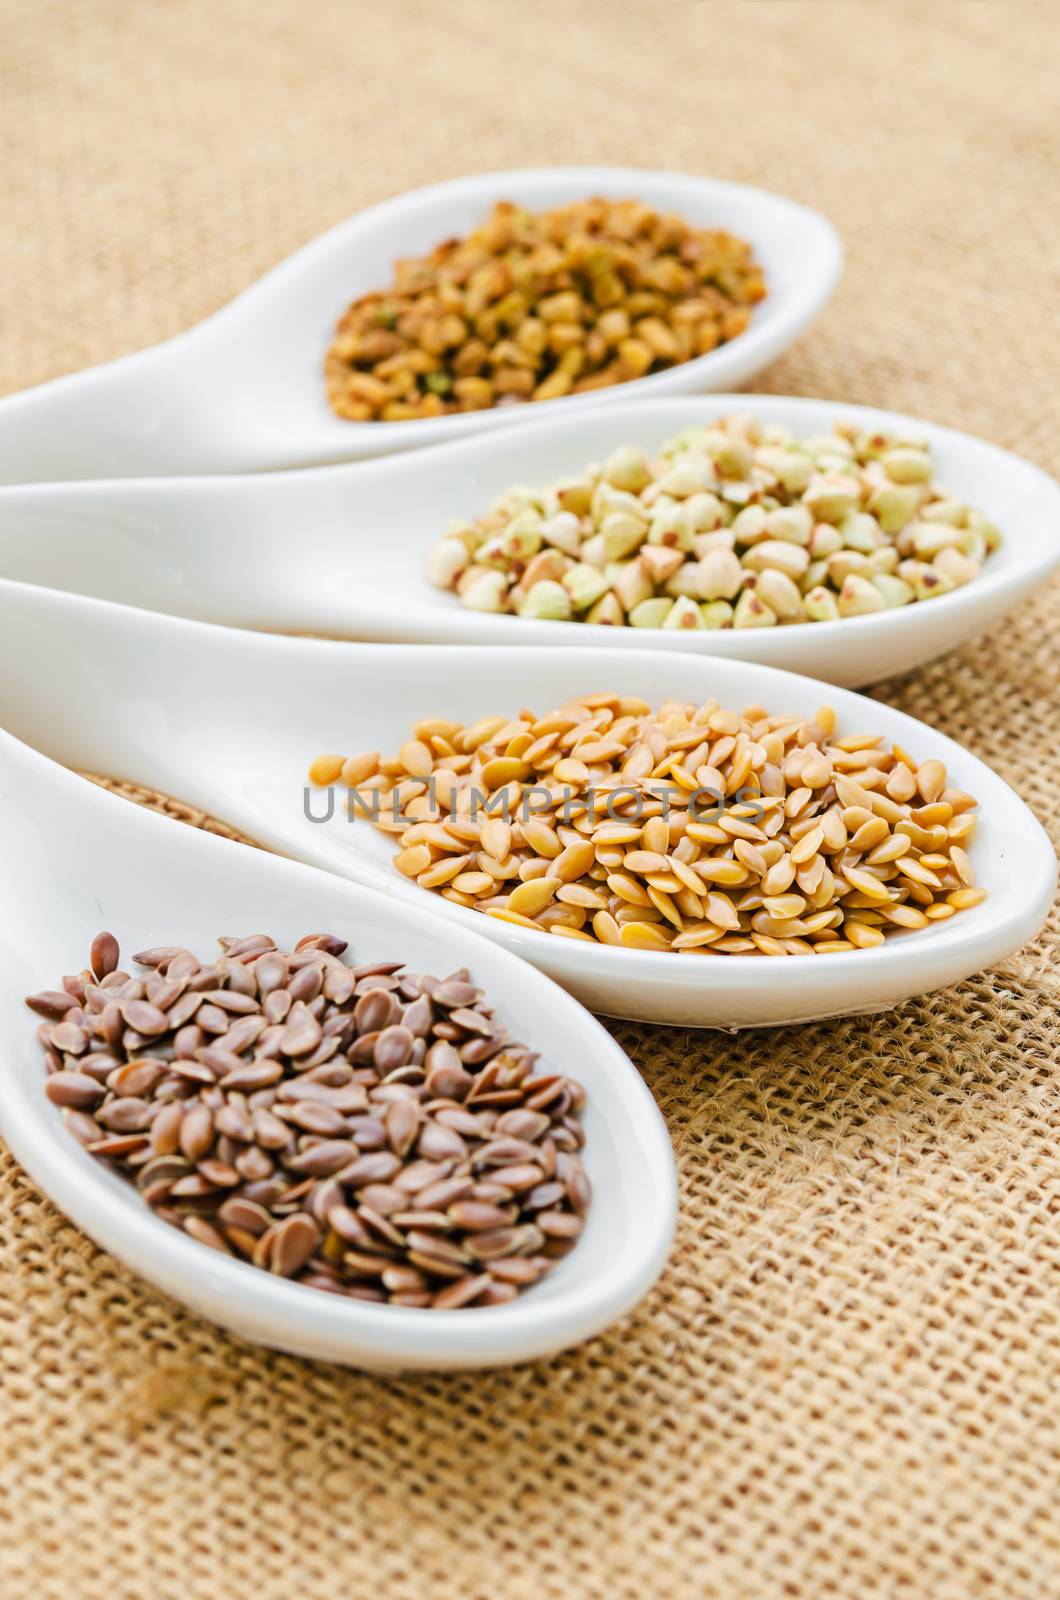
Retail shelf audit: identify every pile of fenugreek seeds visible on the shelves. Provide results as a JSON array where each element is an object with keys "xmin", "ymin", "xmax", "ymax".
[
  {"xmin": 28, "ymin": 932, "xmax": 590, "ymax": 1308},
  {"xmin": 311, "ymin": 694, "xmax": 985, "ymax": 954},
  {"xmin": 325, "ymin": 198, "xmax": 765, "ymax": 421},
  {"xmin": 426, "ymin": 413, "xmax": 1002, "ymax": 627}
]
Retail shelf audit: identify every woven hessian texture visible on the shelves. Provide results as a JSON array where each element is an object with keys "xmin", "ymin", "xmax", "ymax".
[{"xmin": 2, "ymin": 2, "xmax": 1059, "ymax": 1596}]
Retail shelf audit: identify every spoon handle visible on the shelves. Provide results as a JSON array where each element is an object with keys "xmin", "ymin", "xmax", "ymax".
[{"xmin": 0, "ymin": 337, "xmax": 231, "ymax": 485}]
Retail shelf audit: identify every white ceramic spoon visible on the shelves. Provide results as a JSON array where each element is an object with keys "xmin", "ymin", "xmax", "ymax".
[
  {"xmin": 0, "ymin": 168, "xmax": 840, "ymax": 485},
  {"xmin": 0, "ymin": 725, "xmax": 676, "ymax": 1370},
  {"xmin": 0, "ymin": 578, "xmax": 1052, "ymax": 1029},
  {"xmin": 0, "ymin": 396, "xmax": 1055, "ymax": 689}
]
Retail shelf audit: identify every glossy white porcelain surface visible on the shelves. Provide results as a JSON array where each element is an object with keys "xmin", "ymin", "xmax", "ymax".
[
  {"xmin": 0, "ymin": 727, "xmax": 676, "ymax": 1369},
  {"xmin": 0, "ymin": 169, "xmax": 840, "ymax": 484},
  {"xmin": 0, "ymin": 579, "xmax": 1052, "ymax": 1029},
  {"xmin": 0, "ymin": 396, "xmax": 1054, "ymax": 688}
]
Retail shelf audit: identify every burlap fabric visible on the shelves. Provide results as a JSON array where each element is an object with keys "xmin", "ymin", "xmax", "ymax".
[{"xmin": 3, "ymin": 2, "xmax": 1059, "ymax": 1595}]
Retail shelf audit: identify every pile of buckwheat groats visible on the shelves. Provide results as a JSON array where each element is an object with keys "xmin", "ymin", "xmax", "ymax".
[
  {"xmin": 311, "ymin": 692, "xmax": 986, "ymax": 954},
  {"xmin": 28, "ymin": 931, "xmax": 590, "ymax": 1309},
  {"xmin": 325, "ymin": 197, "xmax": 765, "ymax": 421},
  {"xmin": 426, "ymin": 413, "xmax": 1001, "ymax": 628}
]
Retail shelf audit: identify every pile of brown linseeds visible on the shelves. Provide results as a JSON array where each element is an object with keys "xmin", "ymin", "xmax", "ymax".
[
  {"xmin": 325, "ymin": 197, "xmax": 765, "ymax": 421},
  {"xmin": 28, "ymin": 932, "xmax": 590, "ymax": 1310}
]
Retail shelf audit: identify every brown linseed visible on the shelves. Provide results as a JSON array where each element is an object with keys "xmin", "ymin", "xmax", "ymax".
[{"xmin": 29, "ymin": 931, "xmax": 590, "ymax": 1311}]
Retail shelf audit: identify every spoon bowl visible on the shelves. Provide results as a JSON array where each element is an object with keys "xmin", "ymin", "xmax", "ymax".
[
  {"xmin": 0, "ymin": 725, "xmax": 676, "ymax": 1369},
  {"xmin": 0, "ymin": 578, "xmax": 1052, "ymax": 1028},
  {"xmin": 0, "ymin": 396, "xmax": 1054, "ymax": 688},
  {"xmin": 0, "ymin": 168, "xmax": 840, "ymax": 484}
]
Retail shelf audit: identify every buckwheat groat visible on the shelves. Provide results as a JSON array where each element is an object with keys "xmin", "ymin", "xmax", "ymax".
[
  {"xmin": 326, "ymin": 198, "xmax": 765, "ymax": 421},
  {"xmin": 427, "ymin": 414, "xmax": 1001, "ymax": 627}
]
